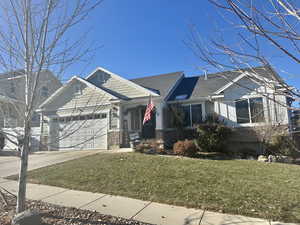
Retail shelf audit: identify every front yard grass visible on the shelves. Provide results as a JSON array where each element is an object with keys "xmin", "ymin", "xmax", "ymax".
[{"xmin": 10, "ymin": 153, "xmax": 300, "ymax": 222}]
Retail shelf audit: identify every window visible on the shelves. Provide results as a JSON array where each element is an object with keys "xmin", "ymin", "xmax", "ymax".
[
  {"xmin": 32, "ymin": 113, "xmax": 40, "ymax": 122},
  {"xmin": 182, "ymin": 105, "xmax": 191, "ymax": 127},
  {"xmin": 110, "ymin": 107, "xmax": 118, "ymax": 129},
  {"xmin": 74, "ymin": 84, "xmax": 82, "ymax": 95},
  {"xmin": 249, "ymin": 98, "xmax": 265, "ymax": 123},
  {"xmin": 97, "ymin": 73, "xmax": 104, "ymax": 84},
  {"xmin": 10, "ymin": 82, "xmax": 15, "ymax": 94},
  {"xmin": 236, "ymin": 97, "xmax": 265, "ymax": 124},
  {"xmin": 175, "ymin": 94, "xmax": 188, "ymax": 100},
  {"xmin": 236, "ymin": 99, "xmax": 250, "ymax": 124},
  {"xmin": 4, "ymin": 117, "xmax": 17, "ymax": 128},
  {"xmin": 191, "ymin": 104, "xmax": 202, "ymax": 126},
  {"xmin": 130, "ymin": 108, "xmax": 141, "ymax": 130},
  {"xmin": 165, "ymin": 104, "xmax": 202, "ymax": 128},
  {"xmin": 41, "ymin": 86, "xmax": 49, "ymax": 97}
]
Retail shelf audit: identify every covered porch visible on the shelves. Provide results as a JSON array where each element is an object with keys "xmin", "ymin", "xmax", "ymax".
[{"xmin": 121, "ymin": 98, "xmax": 164, "ymax": 146}]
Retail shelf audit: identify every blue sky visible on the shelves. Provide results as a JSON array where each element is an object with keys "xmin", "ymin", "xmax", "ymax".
[{"xmin": 68, "ymin": 0, "xmax": 300, "ymax": 92}]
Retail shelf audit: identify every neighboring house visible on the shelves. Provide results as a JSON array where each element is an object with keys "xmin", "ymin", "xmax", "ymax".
[
  {"xmin": 0, "ymin": 70, "xmax": 62, "ymax": 150},
  {"xmin": 38, "ymin": 66, "xmax": 292, "ymax": 151},
  {"xmin": 291, "ymin": 109, "xmax": 300, "ymax": 131},
  {"xmin": 291, "ymin": 109, "xmax": 300, "ymax": 149}
]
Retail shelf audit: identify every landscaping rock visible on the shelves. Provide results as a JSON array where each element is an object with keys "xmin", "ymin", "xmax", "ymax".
[
  {"xmin": 2, "ymin": 193, "xmax": 150, "ymax": 225},
  {"xmin": 277, "ymin": 156, "xmax": 293, "ymax": 164},
  {"xmin": 257, "ymin": 155, "xmax": 268, "ymax": 162},
  {"xmin": 247, "ymin": 156, "xmax": 256, "ymax": 160},
  {"xmin": 268, "ymin": 155, "xmax": 277, "ymax": 163},
  {"xmin": 12, "ymin": 210, "xmax": 41, "ymax": 225},
  {"xmin": 145, "ymin": 148, "xmax": 156, "ymax": 154}
]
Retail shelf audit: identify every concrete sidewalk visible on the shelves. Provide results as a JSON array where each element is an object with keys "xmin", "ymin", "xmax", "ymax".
[{"xmin": 0, "ymin": 179, "xmax": 295, "ymax": 225}]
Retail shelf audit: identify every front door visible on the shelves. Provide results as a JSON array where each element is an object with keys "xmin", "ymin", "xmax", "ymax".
[{"xmin": 129, "ymin": 106, "xmax": 156, "ymax": 140}]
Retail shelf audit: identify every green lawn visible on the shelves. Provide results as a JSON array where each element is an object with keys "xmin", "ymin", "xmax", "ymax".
[{"xmin": 12, "ymin": 153, "xmax": 300, "ymax": 222}]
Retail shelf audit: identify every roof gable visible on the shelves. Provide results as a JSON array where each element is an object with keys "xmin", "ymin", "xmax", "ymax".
[
  {"xmin": 167, "ymin": 66, "xmax": 280, "ymax": 101},
  {"xmin": 86, "ymin": 67, "xmax": 159, "ymax": 99},
  {"xmin": 39, "ymin": 76, "xmax": 117, "ymax": 110}
]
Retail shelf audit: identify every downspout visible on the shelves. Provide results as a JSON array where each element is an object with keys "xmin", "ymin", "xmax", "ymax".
[
  {"xmin": 39, "ymin": 111, "xmax": 44, "ymax": 151},
  {"xmin": 273, "ymin": 93, "xmax": 278, "ymax": 123},
  {"xmin": 265, "ymin": 86, "xmax": 271, "ymax": 124}
]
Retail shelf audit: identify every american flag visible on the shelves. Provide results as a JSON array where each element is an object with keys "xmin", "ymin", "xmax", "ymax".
[{"xmin": 143, "ymin": 96, "xmax": 155, "ymax": 125}]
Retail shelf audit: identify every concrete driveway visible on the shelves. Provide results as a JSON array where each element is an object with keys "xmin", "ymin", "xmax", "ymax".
[{"xmin": 0, "ymin": 150, "xmax": 104, "ymax": 177}]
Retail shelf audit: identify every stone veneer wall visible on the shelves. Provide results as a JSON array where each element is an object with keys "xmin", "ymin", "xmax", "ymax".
[{"xmin": 107, "ymin": 131, "xmax": 121, "ymax": 149}]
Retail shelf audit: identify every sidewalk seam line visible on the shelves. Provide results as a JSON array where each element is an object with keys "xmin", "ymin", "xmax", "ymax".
[
  {"xmin": 78, "ymin": 194, "xmax": 108, "ymax": 209},
  {"xmin": 0, "ymin": 179, "xmax": 15, "ymax": 184},
  {"xmin": 38, "ymin": 189, "xmax": 69, "ymax": 201},
  {"xmin": 130, "ymin": 201, "xmax": 152, "ymax": 220}
]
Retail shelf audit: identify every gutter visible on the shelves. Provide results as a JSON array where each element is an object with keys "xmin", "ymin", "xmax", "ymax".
[{"xmin": 167, "ymin": 96, "xmax": 209, "ymax": 104}]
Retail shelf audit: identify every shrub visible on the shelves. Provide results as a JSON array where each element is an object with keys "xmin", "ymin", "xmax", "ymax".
[
  {"xmin": 266, "ymin": 135, "xmax": 299, "ymax": 159},
  {"xmin": 134, "ymin": 139, "xmax": 166, "ymax": 154},
  {"xmin": 173, "ymin": 139, "xmax": 198, "ymax": 157},
  {"xmin": 134, "ymin": 143, "xmax": 145, "ymax": 153},
  {"xmin": 195, "ymin": 114, "xmax": 232, "ymax": 152}
]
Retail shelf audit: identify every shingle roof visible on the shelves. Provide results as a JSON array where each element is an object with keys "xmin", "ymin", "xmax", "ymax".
[
  {"xmin": 130, "ymin": 71, "xmax": 183, "ymax": 98},
  {"xmin": 168, "ymin": 66, "xmax": 278, "ymax": 101},
  {"xmin": 0, "ymin": 69, "xmax": 25, "ymax": 79},
  {"xmin": 86, "ymin": 68, "xmax": 160, "ymax": 100}
]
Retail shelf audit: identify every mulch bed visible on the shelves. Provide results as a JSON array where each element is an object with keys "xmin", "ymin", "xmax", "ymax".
[{"xmin": 0, "ymin": 191, "xmax": 153, "ymax": 225}]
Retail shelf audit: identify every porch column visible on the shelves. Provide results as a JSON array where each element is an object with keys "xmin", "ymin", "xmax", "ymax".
[{"xmin": 155, "ymin": 101, "xmax": 164, "ymax": 140}]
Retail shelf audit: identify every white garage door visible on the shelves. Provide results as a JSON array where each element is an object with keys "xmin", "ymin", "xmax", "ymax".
[{"xmin": 55, "ymin": 113, "xmax": 108, "ymax": 150}]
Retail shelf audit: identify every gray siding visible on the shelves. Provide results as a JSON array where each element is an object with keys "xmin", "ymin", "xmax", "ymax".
[
  {"xmin": 42, "ymin": 79, "xmax": 113, "ymax": 112},
  {"xmin": 88, "ymin": 70, "xmax": 150, "ymax": 99},
  {"xmin": 0, "ymin": 70, "xmax": 62, "ymax": 129},
  {"xmin": 215, "ymin": 77, "xmax": 289, "ymax": 126}
]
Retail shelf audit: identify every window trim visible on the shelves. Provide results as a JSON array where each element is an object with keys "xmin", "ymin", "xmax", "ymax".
[
  {"xmin": 130, "ymin": 108, "xmax": 141, "ymax": 131},
  {"xmin": 41, "ymin": 86, "xmax": 49, "ymax": 97},
  {"xmin": 74, "ymin": 84, "xmax": 82, "ymax": 95},
  {"xmin": 4, "ymin": 116, "xmax": 17, "ymax": 128},
  {"xmin": 166, "ymin": 103, "xmax": 203, "ymax": 128},
  {"xmin": 235, "ymin": 97, "xmax": 265, "ymax": 125}
]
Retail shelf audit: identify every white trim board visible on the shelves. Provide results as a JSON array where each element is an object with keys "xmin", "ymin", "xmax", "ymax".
[
  {"xmin": 39, "ymin": 76, "xmax": 118, "ymax": 109},
  {"xmin": 85, "ymin": 67, "xmax": 160, "ymax": 97},
  {"xmin": 214, "ymin": 71, "xmax": 277, "ymax": 95}
]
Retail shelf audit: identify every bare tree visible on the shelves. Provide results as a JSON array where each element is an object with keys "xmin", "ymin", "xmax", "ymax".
[
  {"xmin": 0, "ymin": 0, "xmax": 103, "ymax": 216},
  {"xmin": 186, "ymin": 0, "xmax": 300, "ymax": 109}
]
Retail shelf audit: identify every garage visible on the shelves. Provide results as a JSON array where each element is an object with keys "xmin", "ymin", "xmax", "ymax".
[{"xmin": 51, "ymin": 113, "xmax": 108, "ymax": 150}]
